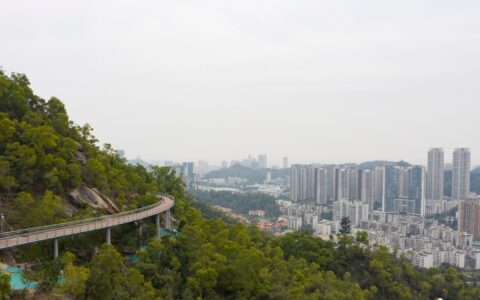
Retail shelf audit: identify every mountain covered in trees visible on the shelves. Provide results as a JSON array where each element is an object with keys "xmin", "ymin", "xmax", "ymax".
[
  {"xmin": 358, "ymin": 160, "xmax": 412, "ymax": 169},
  {"xmin": 204, "ymin": 164, "xmax": 289, "ymax": 184},
  {"xmin": 0, "ymin": 70, "xmax": 478, "ymax": 299}
]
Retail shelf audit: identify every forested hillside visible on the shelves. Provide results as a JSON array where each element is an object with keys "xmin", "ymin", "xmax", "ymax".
[
  {"xmin": 204, "ymin": 164, "xmax": 288, "ymax": 184},
  {"xmin": 358, "ymin": 160, "xmax": 411, "ymax": 169},
  {"xmin": 192, "ymin": 190, "xmax": 280, "ymax": 217},
  {"xmin": 0, "ymin": 71, "xmax": 478, "ymax": 299}
]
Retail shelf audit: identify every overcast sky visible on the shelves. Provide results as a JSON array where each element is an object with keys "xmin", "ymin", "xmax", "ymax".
[{"xmin": 1, "ymin": 1, "xmax": 479, "ymax": 166}]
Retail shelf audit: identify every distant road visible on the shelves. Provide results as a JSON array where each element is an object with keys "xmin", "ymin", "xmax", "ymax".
[{"xmin": 0, "ymin": 195, "xmax": 174, "ymax": 250}]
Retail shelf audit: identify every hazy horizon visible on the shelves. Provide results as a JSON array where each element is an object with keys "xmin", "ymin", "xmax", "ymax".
[{"xmin": 2, "ymin": 1, "xmax": 479, "ymax": 167}]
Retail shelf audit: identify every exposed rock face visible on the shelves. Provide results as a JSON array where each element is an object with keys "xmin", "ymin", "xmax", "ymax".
[
  {"xmin": 74, "ymin": 151, "xmax": 87, "ymax": 165},
  {"xmin": 69, "ymin": 186, "xmax": 119, "ymax": 214},
  {"xmin": 74, "ymin": 141, "xmax": 87, "ymax": 164}
]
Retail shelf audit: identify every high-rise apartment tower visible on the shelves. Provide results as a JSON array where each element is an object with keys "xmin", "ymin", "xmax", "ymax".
[
  {"xmin": 452, "ymin": 148, "xmax": 471, "ymax": 200},
  {"xmin": 427, "ymin": 148, "xmax": 444, "ymax": 200}
]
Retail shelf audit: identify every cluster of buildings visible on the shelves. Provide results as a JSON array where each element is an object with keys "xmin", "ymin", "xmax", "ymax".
[
  {"xmin": 197, "ymin": 155, "xmax": 288, "ymax": 175},
  {"xmin": 289, "ymin": 148, "xmax": 471, "ymax": 217},
  {"xmin": 211, "ymin": 205, "xmax": 250, "ymax": 223},
  {"xmin": 278, "ymin": 200, "xmax": 329, "ymax": 231},
  {"xmin": 356, "ymin": 213, "xmax": 480, "ymax": 269},
  {"xmin": 197, "ymin": 155, "xmax": 290, "ymax": 196},
  {"xmin": 224, "ymin": 154, "xmax": 289, "ymax": 170},
  {"xmin": 284, "ymin": 148, "xmax": 480, "ymax": 270},
  {"xmin": 227, "ymin": 154, "xmax": 269, "ymax": 170},
  {"xmin": 166, "ymin": 161, "xmax": 196, "ymax": 190}
]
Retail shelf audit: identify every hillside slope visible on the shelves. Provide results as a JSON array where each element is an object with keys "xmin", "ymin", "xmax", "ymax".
[{"xmin": 204, "ymin": 164, "xmax": 288, "ymax": 184}]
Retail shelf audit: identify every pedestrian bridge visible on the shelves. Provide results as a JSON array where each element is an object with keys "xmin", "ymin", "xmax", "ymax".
[{"xmin": 0, "ymin": 194, "xmax": 174, "ymax": 257}]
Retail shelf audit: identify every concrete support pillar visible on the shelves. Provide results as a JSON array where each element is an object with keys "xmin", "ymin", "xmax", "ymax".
[
  {"xmin": 163, "ymin": 209, "xmax": 171, "ymax": 230},
  {"xmin": 156, "ymin": 213, "xmax": 161, "ymax": 237},
  {"xmin": 106, "ymin": 227, "xmax": 111, "ymax": 244},
  {"xmin": 53, "ymin": 238, "xmax": 59, "ymax": 258}
]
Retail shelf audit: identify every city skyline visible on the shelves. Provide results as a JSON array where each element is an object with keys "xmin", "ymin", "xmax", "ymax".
[{"xmin": 145, "ymin": 148, "xmax": 476, "ymax": 171}]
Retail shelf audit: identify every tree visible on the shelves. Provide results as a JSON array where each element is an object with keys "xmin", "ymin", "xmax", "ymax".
[
  {"xmin": 355, "ymin": 231, "xmax": 369, "ymax": 245},
  {"xmin": 86, "ymin": 244, "xmax": 157, "ymax": 299},
  {"xmin": 120, "ymin": 268, "xmax": 156, "ymax": 300},
  {"xmin": 29, "ymin": 258, "xmax": 63, "ymax": 292},
  {"xmin": 61, "ymin": 251, "xmax": 90, "ymax": 299},
  {"xmin": 0, "ymin": 272, "xmax": 11, "ymax": 298},
  {"xmin": 340, "ymin": 217, "xmax": 351, "ymax": 235},
  {"xmin": 86, "ymin": 244, "xmax": 124, "ymax": 300}
]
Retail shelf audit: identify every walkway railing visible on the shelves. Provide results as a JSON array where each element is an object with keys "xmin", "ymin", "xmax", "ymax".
[{"xmin": 0, "ymin": 194, "xmax": 174, "ymax": 250}]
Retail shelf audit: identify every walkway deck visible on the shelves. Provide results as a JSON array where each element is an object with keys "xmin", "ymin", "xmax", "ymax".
[{"xmin": 0, "ymin": 195, "xmax": 174, "ymax": 250}]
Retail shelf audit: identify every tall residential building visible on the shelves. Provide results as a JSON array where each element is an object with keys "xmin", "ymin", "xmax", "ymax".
[
  {"xmin": 258, "ymin": 154, "xmax": 267, "ymax": 169},
  {"xmin": 349, "ymin": 166, "xmax": 359, "ymax": 201},
  {"xmin": 406, "ymin": 166, "xmax": 426, "ymax": 216},
  {"xmin": 383, "ymin": 165, "xmax": 426, "ymax": 216},
  {"xmin": 333, "ymin": 200, "xmax": 369, "ymax": 226},
  {"xmin": 458, "ymin": 199, "xmax": 480, "ymax": 241},
  {"xmin": 359, "ymin": 169, "xmax": 375, "ymax": 211},
  {"xmin": 397, "ymin": 167, "xmax": 408, "ymax": 198},
  {"xmin": 373, "ymin": 167, "xmax": 385, "ymax": 210},
  {"xmin": 383, "ymin": 165, "xmax": 399, "ymax": 213},
  {"xmin": 349, "ymin": 201, "xmax": 370, "ymax": 227},
  {"xmin": 335, "ymin": 164, "xmax": 359, "ymax": 201},
  {"xmin": 315, "ymin": 168, "xmax": 327, "ymax": 205},
  {"xmin": 182, "ymin": 162, "xmax": 195, "ymax": 189},
  {"xmin": 282, "ymin": 157, "xmax": 288, "ymax": 169},
  {"xmin": 336, "ymin": 168, "xmax": 350, "ymax": 201},
  {"xmin": 289, "ymin": 165, "xmax": 306, "ymax": 202},
  {"xmin": 324, "ymin": 165, "xmax": 337, "ymax": 203},
  {"xmin": 306, "ymin": 166, "xmax": 317, "ymax": 200},
  {"xmin": 290, "ymin": 165, "xmax": 307, "ymax": 202},
  {"xmin": 290, "ymin": 164, "xmax": 327, "ymax": 203},
  {"xmin": 427, "ymin": 148, "xmax": 444, "ymax": 201},
  {"xmin": 452, "ymin": 148, "xmax": 471, "ymax": 200}
]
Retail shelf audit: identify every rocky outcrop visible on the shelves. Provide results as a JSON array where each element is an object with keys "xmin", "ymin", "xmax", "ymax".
[
  {"xmin": 74, "ymin": 151, "xmax": 87, "ymax": 165},
  {"xmin": 68, "ymin": 186, "xmax": 119, "ymax": 214},
  {"xmin": 74, "ymin": 141, "xmax": 87, "ymax": 164}
]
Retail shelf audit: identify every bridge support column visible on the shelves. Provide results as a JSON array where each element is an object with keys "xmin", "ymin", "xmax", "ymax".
[
  {"xmin": 156, "ymin": 214, "xmax": 161, "ymax": 237},
  {"xmin": 163, "ymin": 209, "xmax": 171, "ymax": 230},
  {"xmin": 53, "ymin": 238, "xmax": 59, "ymax": 258},
  {"xmin": 106, "ymin": 227, "xmax": 111, "ymax": 244}
]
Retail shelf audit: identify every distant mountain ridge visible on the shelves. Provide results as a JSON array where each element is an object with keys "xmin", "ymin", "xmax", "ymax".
[
  {"xmin": 204, "ymin": 164, "xmax": 288, "ymax": 184},
  {"xmin": 358, "ymin": 160, "xmax": 412, "ymax": 169}
]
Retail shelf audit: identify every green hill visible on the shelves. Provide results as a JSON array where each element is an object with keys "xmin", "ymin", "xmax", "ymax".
[
  {"xmin": 358, "ymin": 160, "xmax": 412, "ymax": 169},
  {"xmin": 0, "ymin": 70, "xmax": 476, "ymax": 299},
  {"xmin": 204, "ymin": 164, "xmax": 288, "ymax": 184}
]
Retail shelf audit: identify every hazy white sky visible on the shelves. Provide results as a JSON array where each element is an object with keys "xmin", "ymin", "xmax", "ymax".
[{"xmin": 1, "ymin": 1, "xmax": 479, "ymax": 166}]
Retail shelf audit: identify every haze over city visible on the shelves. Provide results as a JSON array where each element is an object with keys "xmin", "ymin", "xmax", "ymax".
[
  {"xmin": 1, "ymin": 1, "xmax": 480, "ymax": 166},
  {"xmin": 4, "ymin": 0, "xmax": 480, "ymax": 297}
]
